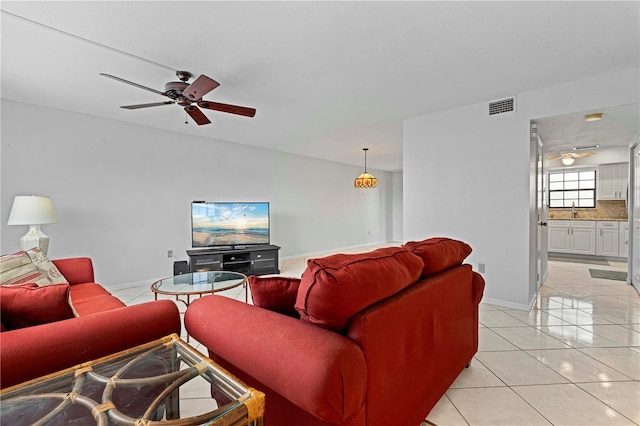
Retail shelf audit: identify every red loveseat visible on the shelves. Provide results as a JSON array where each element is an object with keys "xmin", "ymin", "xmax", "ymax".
[
  {"xmin": 1, "ymin": 257, "xmax": 181, "ymax": 389},
  {"xmin": 185, "ymin": 239, "xmax": 485, "ymax": 426}
]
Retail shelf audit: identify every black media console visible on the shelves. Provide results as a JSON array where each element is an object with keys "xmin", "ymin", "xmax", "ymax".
[{"xmin": 186, "ymin": 245, "xmax": 281, "ymax": 276}]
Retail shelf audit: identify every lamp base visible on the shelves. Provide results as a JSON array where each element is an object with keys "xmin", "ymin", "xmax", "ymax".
[{"xmin": 20, "ymin": 224, "xmax": 50, "ymax": 256}]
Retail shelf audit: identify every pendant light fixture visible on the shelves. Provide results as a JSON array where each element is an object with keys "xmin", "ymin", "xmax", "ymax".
[{"xmin": 354, "ymin": 148, "xmax": 378, "ymax": 188}]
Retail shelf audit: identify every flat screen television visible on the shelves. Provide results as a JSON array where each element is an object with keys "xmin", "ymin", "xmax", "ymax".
[{"xmin": 191, "ymin": 202, "xmax": 270, "ymax": 248}]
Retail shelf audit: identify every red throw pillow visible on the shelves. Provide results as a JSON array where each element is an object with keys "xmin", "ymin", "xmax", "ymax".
[
  {"xmin": 249, "ymin": 276, "xmax": 301, "ymax": 318},
  {"xmin": 295, "ymin": 247, "xmax": 424, "ymax": 331},
  {"xmin": 403, "ymin": 237, "xmax": 472, "ymax": 277},
  {"xmin": 0, "ymin": 283, "xmax": 76, "ymax": 330}
]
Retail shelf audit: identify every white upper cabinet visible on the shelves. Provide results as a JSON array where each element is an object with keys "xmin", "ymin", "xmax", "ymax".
[{"xmin": 598, "ymin": 163, "xmax": 628, "ymax": 200}]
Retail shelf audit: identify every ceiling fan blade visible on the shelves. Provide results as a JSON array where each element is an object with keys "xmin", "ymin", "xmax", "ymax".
[
  {"xmin": 548, "ymin": 154, "xmax": 562, "ymax": 160},
  {"xmin": 185, "ymin": 106, "xmax": 211, "ymax": 125},
  {"xmin": 183, "ymin": 75, "xmax": 220, "ymax": 101},
  {"xmin": 198, "ymin": 100, "xmax": 256, "ymax": 117},
  {"xmin": 573, "ymin": 151, "xmax": 596, "ymax": 158},
  {"xmin": 100, "ymin": 73, "xmax": 167, "ymax": 97},
  {"xmin": 121, "ymin": 101, "xmax": 175, "ymax": 110}
]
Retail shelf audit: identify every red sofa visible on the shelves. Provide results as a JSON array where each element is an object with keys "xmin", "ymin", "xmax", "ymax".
[
  {"xmin": 185, "ymin": 239, "xmax": 485, "ymax": 426},
  {"xmin": 1, "ymin": 257, "xmax": 181, "ymax": 389}
]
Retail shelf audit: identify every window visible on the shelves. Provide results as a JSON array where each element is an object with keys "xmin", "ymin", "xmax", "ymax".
[{"xmin": 548, "ymin": 169, "xmax": 596, "ymax": 208}]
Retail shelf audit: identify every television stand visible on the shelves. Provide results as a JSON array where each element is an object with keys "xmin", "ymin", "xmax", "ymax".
[{"xmin": 186, "ymin": 245, "xmax": 280, "ymax": 276}]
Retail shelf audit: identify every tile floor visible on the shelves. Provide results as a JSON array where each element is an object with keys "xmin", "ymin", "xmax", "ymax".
[{"xmin": 112, "ymin": 243, "xmax": 640, "ymax": 425}]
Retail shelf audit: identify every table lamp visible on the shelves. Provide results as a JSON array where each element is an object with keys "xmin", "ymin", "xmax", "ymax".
[{"xmin": 7, "ymin": 195, "xmax": 58, "ymax": 256}]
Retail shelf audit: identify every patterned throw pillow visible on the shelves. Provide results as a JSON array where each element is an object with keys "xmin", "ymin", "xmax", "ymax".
[
  {"xmin": 25, "ymin": 248, "xmax": 68, "ymax": 284},
  {"xmin": 0, "ymin": 249, "xmax": 67, "ymax": 286}
]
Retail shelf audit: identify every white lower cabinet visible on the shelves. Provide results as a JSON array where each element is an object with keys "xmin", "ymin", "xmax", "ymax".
[
  {"xmin": 596, "ymin": 221, "xmax": 619, "ymax": 256},
  {"xmin": 548, "ymin": 221, "xmax": 595, "ymax": 255}
]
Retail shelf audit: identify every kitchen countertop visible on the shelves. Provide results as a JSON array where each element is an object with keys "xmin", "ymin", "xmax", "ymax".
[{"xmin": 548, "ymin": 218, "xmax": 628, "ymax": 221}]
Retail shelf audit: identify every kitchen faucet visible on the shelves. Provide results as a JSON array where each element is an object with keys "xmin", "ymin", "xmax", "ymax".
[{"xmin": 571, "ymin": 202, "xmax": 577, "ymax": 218}]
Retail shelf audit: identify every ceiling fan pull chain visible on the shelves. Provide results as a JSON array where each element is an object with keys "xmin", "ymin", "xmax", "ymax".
[{"xmin": 185, "ymin": 111, "xmax": 188, "ymax": 124}]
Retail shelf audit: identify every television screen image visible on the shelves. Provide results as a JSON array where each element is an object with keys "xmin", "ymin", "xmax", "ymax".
[{"xmin": 192, "ymin": 202, "xmax": 270, "ymax": 247}]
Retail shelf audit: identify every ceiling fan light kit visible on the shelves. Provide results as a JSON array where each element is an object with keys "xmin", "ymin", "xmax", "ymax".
[
  {"xmin": 100, "ymin": 70, "xmax": 256, "ymax": 126},
  {"xmin": 584, "ymin": 113, "xmax": 603, "ymax": 122}
]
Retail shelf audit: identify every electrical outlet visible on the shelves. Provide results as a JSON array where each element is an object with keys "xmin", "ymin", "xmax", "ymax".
[
  {"xmin": 167, "ymin": 250, "xmax": 173, "ymax": 258},
  {"xmin": 478, "ymin": 263, "xmax": 486, "ymax": 273}
]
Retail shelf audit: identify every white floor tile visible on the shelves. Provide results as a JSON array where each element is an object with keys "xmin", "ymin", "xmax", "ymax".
[
  {"xmin": 525, "ymin": 348, "xmax": 634, "ymax": 382},
  {"xmin": 424, "ymin": 394, "xmax": 469, "ymax": 426},
  {"xmin": 491, "ymin": 327, "xmax": 570, "ymax": 350},
  {"xmin": 475, "ymin": 351, "xmax": 568, "ymax": 386},
  {"xmin": 449, "ymin": 357, "xmax": 505, "ymax": 388},
  {"xmin": 479, "ymin": 310, "xmax": 529, "ymax": 327},
  {"xmin": 578, "ymin": 381, "xmax": 640, "ymax": 425},
  {"xmin": 536, "ymin": 325, "xmax": 622, "ymax": 348},
  {"xmin": 478, "ymin": 328, "xmax": 519, "ymax": 352},
  {"xmin": 580, "ymin": 324, "xmax": 640, "ymax": 347},
  {"xmin": 446, "ymin": 387, "xmax": 551, "ymax": 425},
  {"xmin": 512, "ymin": 383, "xmax": 636, "ymax": 425},
  {"xmin": 578, "ymin": 347, "xmax": 640, "ymax": 380}
]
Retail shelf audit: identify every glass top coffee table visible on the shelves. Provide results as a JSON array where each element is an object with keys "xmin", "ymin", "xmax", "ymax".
[
  {"xmin": 151, "ymin": 271, "xmax": 249, "ymax": 308},
  {"xmin": 0, "ymin": 333, "xmax": 264, "ymax": 425}
]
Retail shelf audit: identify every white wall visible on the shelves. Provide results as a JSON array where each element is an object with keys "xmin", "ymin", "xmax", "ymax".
[
  {"xmin": 404, "ymin": 68, "xmax": 639, "ymax": 309},
  {"xmin": 1, "ymin": 100, "xmax": 393, "ymax": 288},
  {"xmin": 392, "ymin": 170, "xmax": 403, "ymax": 242}
]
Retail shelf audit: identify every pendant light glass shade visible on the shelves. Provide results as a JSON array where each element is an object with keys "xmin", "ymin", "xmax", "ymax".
[{"xmin": 354, "ymin": 148, "xmax": 378, "ymax": 188}]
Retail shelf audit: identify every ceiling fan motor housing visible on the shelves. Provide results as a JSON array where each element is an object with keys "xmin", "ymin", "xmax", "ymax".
[{"xmin": 164, "ymin": 81, "xmax": 192, "ymax": 105}]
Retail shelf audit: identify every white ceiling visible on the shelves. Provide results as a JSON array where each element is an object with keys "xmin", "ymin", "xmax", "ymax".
[
  {"xmin": 535, "ymin": 103, "xmax": 639, "ymax": 155},
  {"xmin": 1, "ymin": 1, "xmax": 639, "ymax": 171}
]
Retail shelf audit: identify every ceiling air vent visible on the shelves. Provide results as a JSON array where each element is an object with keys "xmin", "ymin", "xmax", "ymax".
[{"xmin": 488, "ymin": 97, "xmax": 516, "ymax": 116}]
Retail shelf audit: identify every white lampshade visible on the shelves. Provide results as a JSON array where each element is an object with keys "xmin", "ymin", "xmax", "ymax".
[
  {"xmin": 561, "ymin": 157, "xmax": 575, "ymax": 166},
  {"xmin": 7, "ymin": 196, "xmax": 58, "ymax": 225},
  {"xmin": 7, "ymin": 196, "xmax": 58, "ymax": 255}
]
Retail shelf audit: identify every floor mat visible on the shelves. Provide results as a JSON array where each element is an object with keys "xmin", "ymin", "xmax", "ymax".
[
  {"xmin": 549, "ymin": 256, "xmax": 609, "ymax": 266},
  {"xmin": 588, "ymin": 269, "xmax": 628, "ymax": 281}
]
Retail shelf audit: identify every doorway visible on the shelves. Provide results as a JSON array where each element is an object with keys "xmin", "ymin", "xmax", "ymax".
[
  {"xmin": 631, "ymin": 138, "xmax": 640, "ymax": 293},
  {"xmin": 531, "ymin": 105, "xmax": 638, "ymax": 296}
]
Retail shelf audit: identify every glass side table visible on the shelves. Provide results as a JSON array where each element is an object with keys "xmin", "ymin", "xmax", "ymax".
[{"xmin": 151, "ymin": 271, "xmax": 249, "ymax": 307}]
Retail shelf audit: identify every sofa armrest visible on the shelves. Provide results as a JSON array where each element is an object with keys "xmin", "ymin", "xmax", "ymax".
[
  {"xmin": 1, "ymin": 300, "xmax": 181, "ymax": 389},
  {"xmin": 185, "ymin": 296, "xmax": 367, "ymax": 424},
  {"xmin": 52, "ymin": 257, "xmax": 94, "ymax": 285},
  {"xmin": 472, "ymin": 271, "xmax": 485, "ymax": 305}
]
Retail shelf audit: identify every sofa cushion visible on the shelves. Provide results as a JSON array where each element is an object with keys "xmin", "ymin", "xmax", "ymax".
[
  {"xmin": 0, "ymin": 283, "xmax": 76, "ymax": 329},
  {"xmin": 0, "ymin": 249, "xmax": 67, "ymax": 286},
  {"xmin": 69, "ymin": 283, "xmax": 126, "ymax": 316},
  {"xmin": 403, "ymin": 237, "xmax": 472, "ymax": 277},
  {"xmin": 295, "ymin": 247, "xmax": 424, "ymax": 331},
  {"xmin": 249, "ymin": 276, "xmax": 301, "ymax": 318}
]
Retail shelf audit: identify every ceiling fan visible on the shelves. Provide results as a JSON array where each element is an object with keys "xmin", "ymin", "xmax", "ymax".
[
  {"xmin": 100, "ymin": 71, "xmax": 256, "ymax": 125},
  {"xmin": 548, "ymin": 151, "xmax": 596, "ymax": 165}
]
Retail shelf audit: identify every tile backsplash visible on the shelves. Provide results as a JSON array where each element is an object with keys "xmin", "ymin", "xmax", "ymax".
[{"xmin": 549, "ymin": 200, "xmax": 628, "ymax": 220}]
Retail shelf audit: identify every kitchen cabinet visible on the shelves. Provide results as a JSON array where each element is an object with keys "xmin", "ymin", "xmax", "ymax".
[
  {"xmin": 598, "ymin": 163, "xmax": 628, "ymax": 200},
  {"xmin": 619, "ymin": 222, "xmax": 629, "ymax": 258},
  {"xmin": 596, "ymin": 221, "xmax": 619, "ymax": 256},
  {"xmin": 548, "ymin": 220, "xmax": 596, "ymax": 255}
]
